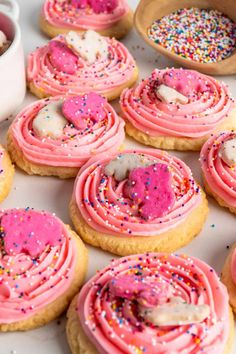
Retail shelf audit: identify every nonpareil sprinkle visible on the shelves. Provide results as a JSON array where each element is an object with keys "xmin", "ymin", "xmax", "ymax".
[{"xmin": 148, "ymin": 8, "xmax": 236, "ymax": 63}]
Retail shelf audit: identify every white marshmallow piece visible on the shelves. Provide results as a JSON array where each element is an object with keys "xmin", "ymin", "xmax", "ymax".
[
  {"xmin": 156, "ymin": 84, "xmax": 188, "ymax": 104},
  {"xmin": 32, "ymin": 100, "xmax": 68, "ymax": 139},
  {"xmin": 218, "ymin": 138, "xmax": 236, "ymax": 167},
  {"xmin": 139, "ymin": 296, "xmax": 210, "ymax": 326},
  {"xmin": 65, "ymin": 30, "xmax": 109, "ymax": 64},
  {"xmin": 104, "ymin": 153, "xmax": 161, "ymax": 181},
  {"xmin": 0, "ymin": 30, "xmax": 7, "ymax": 47}
]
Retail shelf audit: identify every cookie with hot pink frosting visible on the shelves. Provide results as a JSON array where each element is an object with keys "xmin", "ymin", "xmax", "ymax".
[
  {"xmin": 0, "ymin": 145, "xmax": 14, "ymax": 204},
  {"xmin": 67, "ymin": 252, "xmax": 233, "ymax": 354},
  {"xmin": 27, "ymin": 31, "xmax": 138, "ymax": 101},
  {"xmin": 200, "ymin": 131, "xmax": 236, "ymax": 214},
  {"xmin": 7, "ymin": 94, "xmax": 125, "ymax": 178},
  {"xmin": 120, "ymin": 68, "xmax": 236, "ymax": 151},
  {"xmin": 70, "ymin": 149, "xmax": 208, "ymax": 255},
  {"xmin": 40, "ymin": 0, "xmax": 133, "ymax": 39},
  {"xmin": 0, "ymin": 208, "xmax": 88, "ymax": 331}
]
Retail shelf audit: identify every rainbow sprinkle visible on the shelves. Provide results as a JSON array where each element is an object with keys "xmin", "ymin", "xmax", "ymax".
[{"xmin": 148, "ymin": 8, "xmax": 236, "ymax": 63}]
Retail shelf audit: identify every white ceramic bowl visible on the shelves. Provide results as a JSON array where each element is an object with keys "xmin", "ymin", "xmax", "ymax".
[{"xmin": 0, "ymin": 0, "xmax": 25, "ymax": 122}]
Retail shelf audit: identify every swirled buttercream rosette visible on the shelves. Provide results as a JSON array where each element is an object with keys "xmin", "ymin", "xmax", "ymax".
[
  {"xmin": 7, "ymin": 93, "xmax": 125, "ymax": 178},
  {"xmin": 40, "ymin": 0, "xmax": 133, "ymax": 39},
  {"xmin": 0, "ymin": 208, "xmax": 87, "ymax": 331},
  {"xmin": 66, "ymin": 252, "xmax": 233, "ymax": 354},
  {"xmin": 27, "ymin": 30, "xmax": 138, "ymax": 100},
  {"xmin": 120, "ymin": 68, "xmax": 236, "ymax": 151},
  {"xmin": 200, "ymin": 131, "xmax": 236, "ymax": 214},
  {"xmin": 70, "ymin": 149, "xmax": 208, "ymax": 255}
]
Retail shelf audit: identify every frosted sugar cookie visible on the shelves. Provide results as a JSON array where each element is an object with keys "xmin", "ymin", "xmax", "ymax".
[
  {"xmin": 120, "ymin": 68, "xmax": 236, "ymax": 151},
  {"xmin": 70, "ymin": 149, "xmax": 208, "ymax": 255},
  {"xmin": 40, "ymin": 0, "xmax": 133, "ymax": 39},
  {"xmin": 7, "ymin": 94, "xmax": 125, "ymax": 178},
  {"xmin": 0, "ymin": 208, "xmax": 88, "ymax": 331},
  {"xmin": 27, "ymin": 30, "xmax": 138, "ymax": 100},
  {"xmin": 67, "ymin": 252, "xmax": 233, "ymax": 354},
  {"xmin": 200, "ymin": 131, "xmax": 236, "ymax": 214}
]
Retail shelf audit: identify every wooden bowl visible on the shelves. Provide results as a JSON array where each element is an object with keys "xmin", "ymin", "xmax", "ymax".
[{"xmin": 134, "ymin": 0, "xmax": 236, "ymax": 75}]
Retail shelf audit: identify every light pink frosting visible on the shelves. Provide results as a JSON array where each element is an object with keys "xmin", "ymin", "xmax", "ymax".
[
  {"xmin": 42, "ymin": 0, "xmax": 129, "ymax": 31},
  {"xmin": 231, "ymin": 248, "xmax": 236, "ymax": 285},
  {"xmin": 200, "ymin": 131, "xmax": 236, "ymax": 208},
  {"xmin": 73, "ymin": 149, "xmax": 202, "ymax": 236},
  {"xmin": 0, "ymin": 209, "xmax": 77, "ymax": 323},
  {"xmin": 10, "ymin": 96, "xmax": 124, "ymax": 168},
  {"xmin": 27, "ymin": 34, "xmax": 136, "ymax": 98},
  {"xmin": 78, "ymin": 253, "xmax": 230, "ymax": 354},
  {"xmin": 120, "ymin": 68, "xmax": 235, "ymax": 138}
]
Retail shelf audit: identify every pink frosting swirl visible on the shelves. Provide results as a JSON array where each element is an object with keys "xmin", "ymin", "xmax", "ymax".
[
  {"xmin": 42, "ymin": 0, "xmax": 129, "ymax": 30},
  {"xmin": 78, "ymin": 253, "xmax": 230, "ymax": 354},
  {"xmin": 120, "ymin": 69, "xmax": 235, "ymax": 138},
  {"xmin": 9, "ymin": 96, "xmax": 124, "ymax": 168},
  {"xmin": 200, "ymin": 131, "xmax": 236, "ymax": 208},
  {"xmin": 27, "ymin": 34, "xmax": 136, "ymax": 98},
  {"xmin": 73, "ymin": 149, "xmax": 202, "ymax": 236},
  {"xmin": 0, "ymin": 209, "xmax": 77, "ymax": 323}
]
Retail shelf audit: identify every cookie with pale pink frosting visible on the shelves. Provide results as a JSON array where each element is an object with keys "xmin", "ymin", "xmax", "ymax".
[
  {"xmin": 40, "ymin": 0, "xmax": 133, "ymax": 39},
  {"xmin": 120, "ymin": 68, "xmax": 236, "ymax": 151},
  {"xmin": 222, "ymin": 243, "xmax": 236, "ymax": 314},
  {"xmin": 70, "ymin": 149, "xmax": 208, "ymax": 255},
  {"xmin": 27, "ymin": 30, "xmax": 138, "ymax": 100},
  {"xmin": 7, "ymin": 94, "xmax": 125, "ymax": 178},
  {"xmin": 0, "ymin": 208, "xmax": 88, "ymax": 331},
  {"xmin": 0, "ymin": 145, "xmax": 14, "ymax": 203},
  {"xmin": 200, "ymin": 131, "xmax": 236, "ymax": 214},
  {"xmin": 67, "ymin": 252, "xmax": 234, "ymax": 354}
]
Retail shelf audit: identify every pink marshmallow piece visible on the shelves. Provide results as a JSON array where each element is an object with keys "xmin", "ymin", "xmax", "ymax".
[
  {"xmin": 62, "ymin": 92, "xmax": 107, "ymax": 130},
  {"xmin": 125, "ymin": 163, "xmax": 175, "ymax": 219},
  {"xmin": 49, "ymin": 40, "xmax": 78, "ymax": 75},
  {"xmin": 162, "ymin": 69, "xmax": 208, "ymax": 97},
  {"xmin": 1, "ymin": 209, "xmax": 63, "ymax": 258},
  {"xmin": 109, "ymin": 275, "xmax": 172, "ymax": 307}
]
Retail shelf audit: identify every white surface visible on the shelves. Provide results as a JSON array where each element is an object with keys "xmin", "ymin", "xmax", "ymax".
[{"xmin": 0, "ymin": 0, "xmax": 236, "ymax": 353}]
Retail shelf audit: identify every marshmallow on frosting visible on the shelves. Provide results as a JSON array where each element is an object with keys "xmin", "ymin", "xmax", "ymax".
[
  {"xmin": 219, "ymin": 137, "xmax": 236, "ymax": 166},
  {"xmin": 66, "ymin": 30, "xmax": 109, "ymax": 63}
]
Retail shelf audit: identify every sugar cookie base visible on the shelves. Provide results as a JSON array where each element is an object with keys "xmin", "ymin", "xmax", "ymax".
[
  {"xmin": 27, "ymin": 66, "xmax": 138, "ymax": 101},
  {"xmin": 7, "ymin": 132, "xmax": 79, "ymax": 179},
  {"xmin": 0, "ymin": 226, "xmax": 88, "ymax": 332},
  {"xmin": 124, "ymin": 107, "xmax": 236, "ymax": 151},
  {"xmin": 0, "ymin": 145, "xmax": 14, "ymax": 203},
  {"xmin": 66, "ymin": 295, "xmax": 234, "ymax": 354},
  {"xmin": 222, "ymin": 243, "xmax": 236, "ymax": 314},
  {"xmin": 69, "ymin": 190, "xmax": 209, "ymax": 256},
  {"xmin": 203, "ymin": 178, "xmax": 236, "ymax": 215},
  {"xmin": 39, "ymin": 10, "xmax": 133, "ymax": 40}
]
